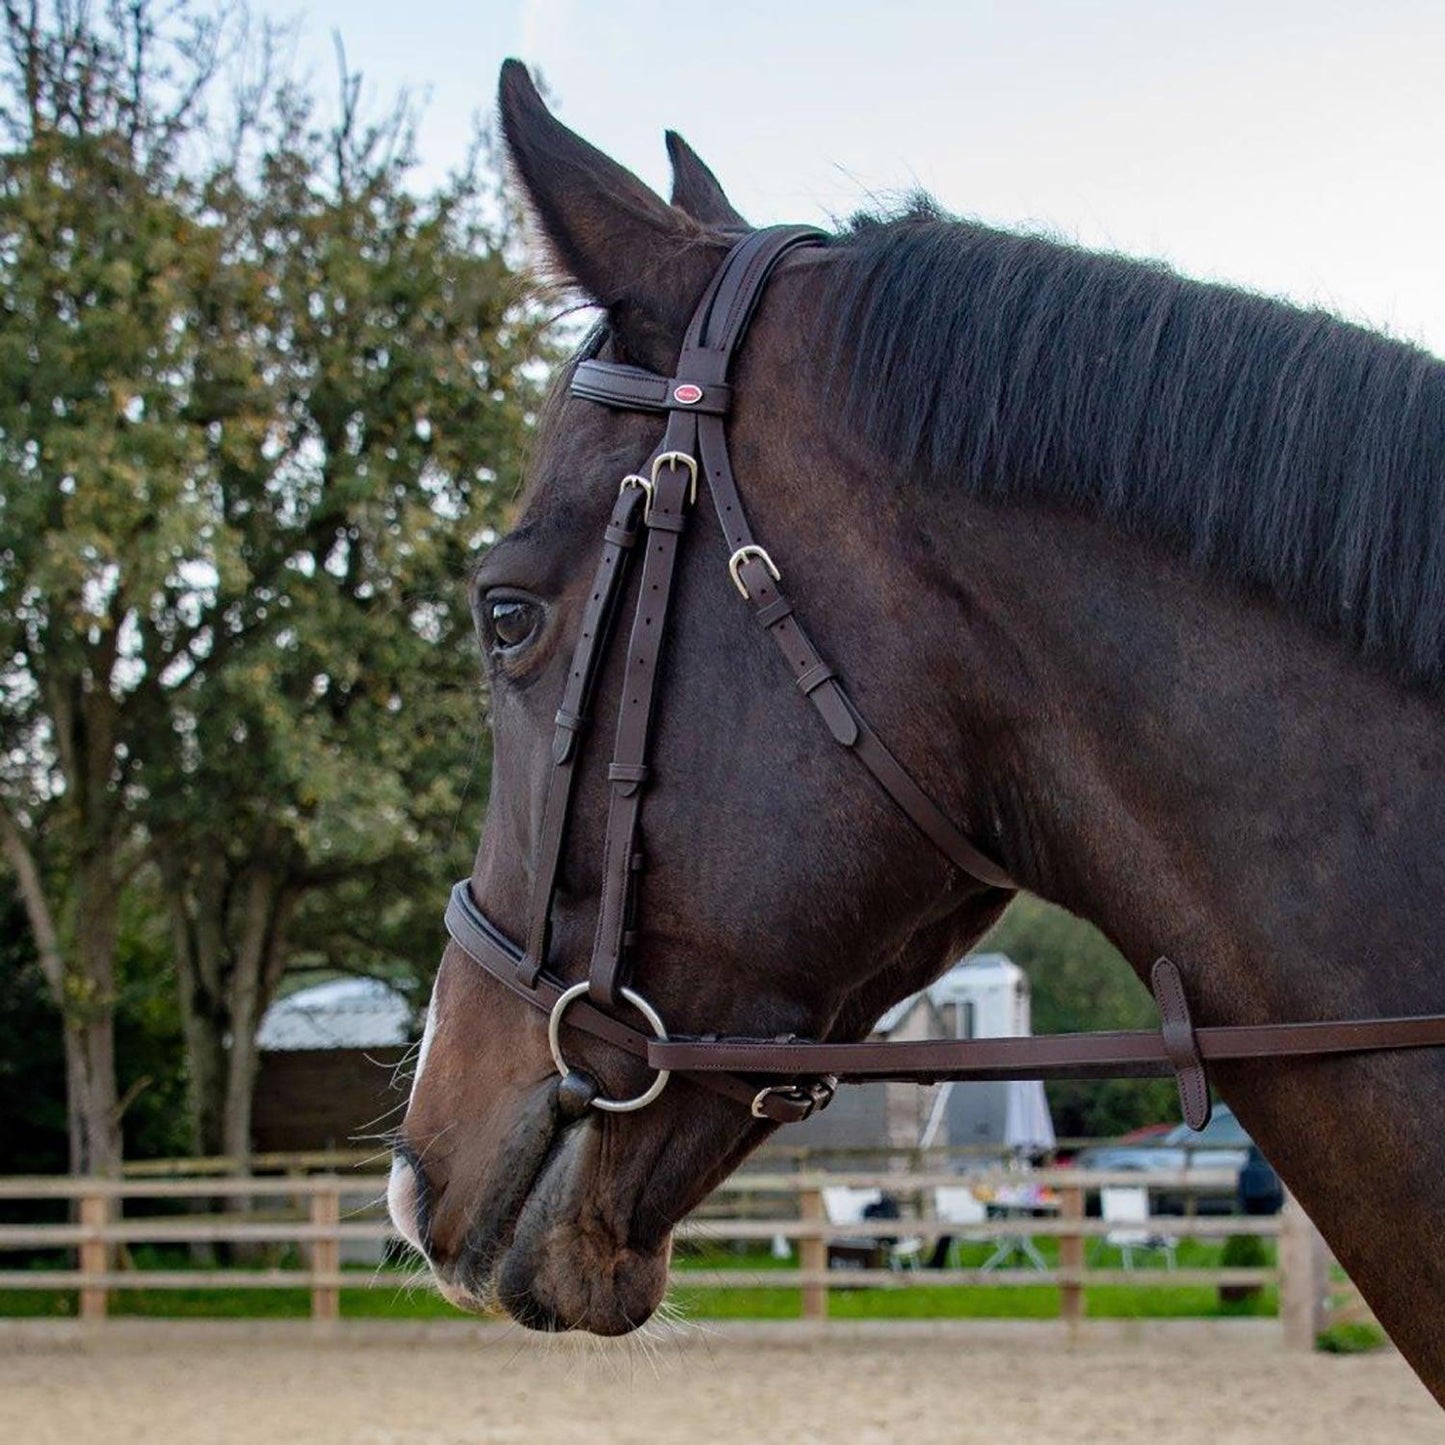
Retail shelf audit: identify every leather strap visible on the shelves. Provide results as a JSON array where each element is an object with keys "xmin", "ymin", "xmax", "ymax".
[
  {"xmin": 445, "ymin": 882, "xmax": 818, "ymax": 1123},
  {"xmin": 1153, "ymin": 957, "xmax": 1211, "ymax": 1128},
  {"xmin": 572, "ymin": 361, "xmax": 732, "ymax": 416},
  {"xmin": 446, "ymin": 222, "xmax": 1445, "ymax": 1128},
  {"xmin": 587, "ymin": 457, "xmax": 694, "ymax": 1006},
  {"xmin": 519, "ymin": 484, "xmax": 646, "ymax": 984},
  {"xmin": 646, "ymin": 1009, "xmax": 1445, "ymax": 1080}
]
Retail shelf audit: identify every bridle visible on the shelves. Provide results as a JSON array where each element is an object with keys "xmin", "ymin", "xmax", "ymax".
[{"xmin": 445, "ymin": 225, "xmax": 1445, "ymax": 1133}]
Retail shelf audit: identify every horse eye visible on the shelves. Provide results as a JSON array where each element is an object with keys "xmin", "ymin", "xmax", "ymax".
[{"xmin": 482, "ymin": 595, "xmax": 543, "ymax": 654}]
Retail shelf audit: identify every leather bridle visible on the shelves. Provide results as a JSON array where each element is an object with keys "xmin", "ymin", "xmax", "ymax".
[{"xmin": 445, "ymin": 225, "xmax": 1445, "ymax": 1133}]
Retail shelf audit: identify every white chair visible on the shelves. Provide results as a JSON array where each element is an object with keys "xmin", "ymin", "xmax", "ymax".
[
  {"xmin": 818, "ymin": 1187, "xmax": 927, "ymax": 1271},
  {"xmin": 821, "ymin": 1186, "xmax": 881, "ymax": 1225},
  {"xmin": 820, "ymin": 1186, "xmax": 883, "ymax": 1270},
  {"xmin": 932, "ymin": 1185, "xmax": 988, "ymax": 1269},
  {"xmin": 1100, "ymin": 1185, "xmax": 1177, "ymax": 1270},
  {"xmin": 934, "ymin": 1186, "xmax": 988, "ymax": 1225},
  {"xmin": 888, "ymin": 1233, "xmax": 927, "ymax": 1271}
]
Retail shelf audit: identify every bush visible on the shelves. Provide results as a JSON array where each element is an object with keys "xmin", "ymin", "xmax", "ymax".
[
  {"xmin": 1317, "ymin": 1321, "xmax": 1387, "ymax": 1354},
  {"xmin": 1218, "ymin": 1232, "xmax": 1269, "ymax": 1306}
]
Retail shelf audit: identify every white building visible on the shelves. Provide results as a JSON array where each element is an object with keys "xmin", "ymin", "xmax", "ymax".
[
  {"xmin": 785, "ymin": 953, "xmax": 1054, "ymax": 1156},
  {"xmin": 256, "ymin": 977, "xmax": 412, "ymax": 1052}
]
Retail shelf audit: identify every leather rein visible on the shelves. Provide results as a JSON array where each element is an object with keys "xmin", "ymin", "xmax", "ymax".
[{"xmin": 445, "ymin": 225, "xmax": 1445, "ymax": 1132}]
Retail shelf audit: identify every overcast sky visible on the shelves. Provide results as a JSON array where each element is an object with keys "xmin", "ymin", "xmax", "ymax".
[{"xmin": 265, "ymin": 1, "xmax": 1445, "ymax": 356}]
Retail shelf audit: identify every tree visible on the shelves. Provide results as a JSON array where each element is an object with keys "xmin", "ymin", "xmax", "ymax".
[
  {"xmin": 0, "ymin": 2, "xmax": 546, "ymax": 1169},
  {"xmin": 983, "ymin": 896, "xmax": 1179, "ymax": 1136},
  {"xmin": 138, "ymin": 72, "xmax": 543, "ymax": 1164},
  {"xmin": 0, "ymin": 0, "xmax": 241, "ymax": 1173}
]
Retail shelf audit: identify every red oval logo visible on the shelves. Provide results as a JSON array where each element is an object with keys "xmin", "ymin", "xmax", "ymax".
[{"xmin": 673, "ymin": 383, "xmax": 703, "ymax": 405}]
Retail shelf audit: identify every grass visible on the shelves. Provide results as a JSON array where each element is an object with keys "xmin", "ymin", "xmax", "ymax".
[
  {"xmin": 0, "ymin": 1237, "xmax": 1281, "ymax": 1324},
  {"xmin": 0, "ymin": 1275, "xmax": 457, "ymax": 1321},
  {"xmin": 0, "ymin": 1246, "xmax": 454, "ymax": 1321},
  {"xmin": 669, "ymin": 1237, "xmax": 1278, "ymax": 1321},
  {"xmin": 1317, "ymin": 1321, "xmax": 1388, "ymax": 1354}
]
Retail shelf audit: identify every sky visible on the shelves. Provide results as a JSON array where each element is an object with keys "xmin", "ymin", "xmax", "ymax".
[{"xmin": 262, "ymin": 1, "xmax": 1445, "ymax": 356}]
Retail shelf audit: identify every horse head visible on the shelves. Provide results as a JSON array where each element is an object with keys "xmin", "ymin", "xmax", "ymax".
[{"xmin": 387, "ymin": 63, "xmax": 1015, "ymax": 1333}]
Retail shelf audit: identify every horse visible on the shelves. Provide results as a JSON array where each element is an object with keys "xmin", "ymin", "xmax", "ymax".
[{"xmin": 388, "ymin": 60, "xmax": 1445, "ymax": 1404}]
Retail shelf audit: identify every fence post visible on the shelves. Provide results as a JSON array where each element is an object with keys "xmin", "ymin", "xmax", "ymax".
[
  {"xmin": 78, "ymin": 1187, "xmax": 110, "ymax": 1322},
  {"xmin": 1279, "ymin": 1190, "xmax": 1326, "ymax": 1350},
  {"xmin": 310, "ymin": 1181, "xmax": 341, "ymax": 1323},
  {"xmin": 1058, "ymin": 1183, "xmax": 1084, "ymax": 1329},
  {"xmin": 798, "ymin": 1181, "xmax": 827, "ymax": 1321}
]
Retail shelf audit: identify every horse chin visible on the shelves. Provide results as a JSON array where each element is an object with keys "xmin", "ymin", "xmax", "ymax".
[
  {"xmin": 411, "ymin": 1092, "xmax": 671, "ymax": 1334},
  {"xmin": 491, "ymin": 1120, "xmax": 672, "ymax": 1334}
]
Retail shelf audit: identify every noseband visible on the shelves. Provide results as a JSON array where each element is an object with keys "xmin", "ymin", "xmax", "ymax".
[{"xmin": 446, "ymin": 226, "xmax": 1445, "ymax": 1131}]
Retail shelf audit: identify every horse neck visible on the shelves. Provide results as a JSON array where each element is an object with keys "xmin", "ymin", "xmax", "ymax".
[
  {"xmin": 940, "ymin": 494, "xmax": 1445, "ymax": 999},
  {"xmin": 927, "ymin": 491, "xmax": 1445, "ymax": 1397}
]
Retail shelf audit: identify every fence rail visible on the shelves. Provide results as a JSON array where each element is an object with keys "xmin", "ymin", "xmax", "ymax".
[{"xmin": 0, "ymin": 1167, "xmax": 1343, "ymax": 1346}]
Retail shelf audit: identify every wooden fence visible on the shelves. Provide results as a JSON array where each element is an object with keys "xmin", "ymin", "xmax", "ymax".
[{"xmin": 0, "ymin": 1167, "xmax": 1343, "ymax": 1346}]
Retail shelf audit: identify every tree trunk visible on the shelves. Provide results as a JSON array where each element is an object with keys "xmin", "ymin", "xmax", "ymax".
[
  {"xmin": 162, "ymin": 847, "xmax": 230, "ymax": 1158},
  {"xmin": 69, "ymin": 855, "xmax": 123, "ymax": 1176},
  {"xmin": 183, "ymin": 1008, "xmax": 228, "ymax": 1159},
  {"xmin": 2, "ymin": 810, "xmax": 122, "ymax": 1176},
  {"xmin": 160, "ymin": 845, "xmax": 296, "ymax": 1263},
  {"xmin": 221, "ymin": 1025, "xmax": 262, "ymax": 1167},
  {"xmin": 220, "ymin": 866, "xmax": 297, "ymax": 1170},
  {"xmin": 64, "ymin": 1010, "xmax": 122, "ymax": 1176},
  {"xmin": 160, "ymin": 844, "xmax": 298, "ymax": 1167}
]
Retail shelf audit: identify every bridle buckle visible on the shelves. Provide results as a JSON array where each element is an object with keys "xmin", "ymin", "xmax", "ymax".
[
  {"xmin": 750, "ymin": 1075, "xmax": 837, "ymax": 1121},
  {"xmin": 651, "ymin": 450, "xmax": 698, "ymax": 505},
  {"xmin": 728, "ymin": 544, "xmax": 781, "ymax": 599},
  {"xmin": 619, "ymin": 473, "xmax": 653, "ymax": 509}
]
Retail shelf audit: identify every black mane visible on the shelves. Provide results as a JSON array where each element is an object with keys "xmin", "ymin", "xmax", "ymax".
[{"xmin": 827, "ymin": 201, "xmax": 1445, "ymax": 687}]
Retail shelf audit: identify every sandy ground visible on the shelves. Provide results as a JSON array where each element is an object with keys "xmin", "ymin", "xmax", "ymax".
[{"xmin": 1, "ymin": 1323, "xmax": 1440, "ymax": 1445}]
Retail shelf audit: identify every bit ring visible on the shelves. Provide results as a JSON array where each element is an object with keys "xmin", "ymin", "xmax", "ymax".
[{"xmin": 547, "ymin": 982, "xmax": 671, "ymax": 1113}]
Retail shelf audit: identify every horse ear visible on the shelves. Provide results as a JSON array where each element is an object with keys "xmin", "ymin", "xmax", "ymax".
[
  {"xmin": 665, "ymin": 131, "xmax": 748, "ymax": 229},
  {"xmin": 498, "ymin": 61, "xmax": 722, "ymax": 370}
]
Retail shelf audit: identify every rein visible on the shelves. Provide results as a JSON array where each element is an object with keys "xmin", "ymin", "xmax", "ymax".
[{"xmin": 446, "ymin": 225, "xmax": 1445, "ymax": 1132}]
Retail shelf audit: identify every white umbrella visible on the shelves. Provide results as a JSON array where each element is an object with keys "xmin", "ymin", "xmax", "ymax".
[{"xmin": 1003, "ymin": 1078, "xmax": 1055, "ymax": 1155}]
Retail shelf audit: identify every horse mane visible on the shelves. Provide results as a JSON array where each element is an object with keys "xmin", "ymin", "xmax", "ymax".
[{"xmin": 826, "ymin": 200, "xmax": 1445, "ymax": 688}]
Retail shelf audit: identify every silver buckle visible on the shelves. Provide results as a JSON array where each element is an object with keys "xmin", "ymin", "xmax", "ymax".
[
  {"xmin": 727, "ymin": 545, "xmax": 781, "ymax": 599},
  {"xmin": 548, "ymin": 982, "xmax": 671, "ymax": 1113},
  {"xmin": 750, "ymin": 1076, "xmax": 836, "ymax": 1121},
  {"xmin": 618, "ymin": 473, "xmax": 653, "ymax": 514},
  {"xmin": 651, "ymin": 451, "xmax": 698, "ymax": 505}
]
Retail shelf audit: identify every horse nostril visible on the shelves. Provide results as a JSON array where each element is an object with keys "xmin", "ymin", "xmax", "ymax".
[{"xmin": 555, "ymin": 1069, "xmax": 599, "ymax": 1120}]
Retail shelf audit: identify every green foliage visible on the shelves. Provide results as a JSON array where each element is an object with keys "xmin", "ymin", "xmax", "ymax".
[
  {"xmin": 1316, "ymin": 1321, "xmax": 1387, "ymax": 1354},
  {"xmin": 136, "ymin": 77, "xmax": 548, "ymax": 1144},
  {"xmin": 0, "ymin": 888, "xmax": 66, "ymax": 1174},
  {"xmin": 0, "ymin": 1, "xmax": 551, "ymax": 1161},
  {"xmin": 983, "ymin": 895, "xmax": 1181, "ymax": 1136},
  {"xmin": 112, "ymin": 891, "xmax": 191, "ymax": 1162},
  {"xmin": 1220, "ymin": 1233, "xmax": 1270, "ymax": 1269},
  {"xmin": 0, "ymin": 880, "xmax": 187, "ymax": 1172}
]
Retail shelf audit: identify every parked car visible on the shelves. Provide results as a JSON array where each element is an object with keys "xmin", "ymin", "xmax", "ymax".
[{"xmin": 1072, "ymin": 1105, "xmax": 1281, "ymax": 1216}]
